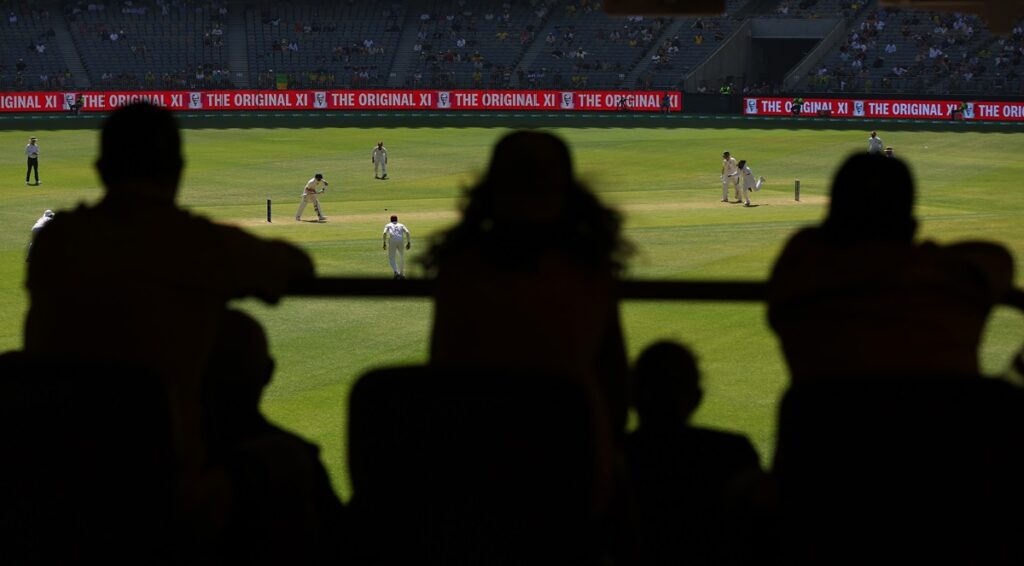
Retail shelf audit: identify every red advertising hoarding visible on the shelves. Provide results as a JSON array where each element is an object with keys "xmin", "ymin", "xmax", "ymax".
[
  {"xmin": 743, "ymin": 96, "xmax": 1024, "ymax": 121},
  {"xmin": 0, "ymin": 90, "xmax": 682, "ymax": 113}
]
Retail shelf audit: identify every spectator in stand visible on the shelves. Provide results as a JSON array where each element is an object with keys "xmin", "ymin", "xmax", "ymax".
[
  {"xmin": 626, "ymin": 341, "xmax": 764, "ymax": 566},
  {"xmin": 424, "ymin": 131, "xmax": 632, "ymax": 519},
  {"xmin": 23, "ymin": 103, "xmax": 315, "ymax": 534},
  {"xmin": 767, "ymin": 153, "xmax": 1013, "ymax": 383},
  {"xmin": 201, "ymin": 309, "xmax": 346, "ymax": 563}
]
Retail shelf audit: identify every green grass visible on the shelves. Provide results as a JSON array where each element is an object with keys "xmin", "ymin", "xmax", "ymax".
[{"xmin": 2, "ymin": 125, "xmax": 1023, "ymax": 500}]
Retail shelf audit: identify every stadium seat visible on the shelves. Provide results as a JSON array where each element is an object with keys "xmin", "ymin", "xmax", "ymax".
[
  {"xmin": 347, "ymin": 364, "xmax": 602, "ymax": 565},
  {"xmin": 0, "ymin": 351, "xmax": 179, "ymax": 563},
  {"xmin": 773, "ymin": 373, "xmax": 1024, "ymax": 564}
]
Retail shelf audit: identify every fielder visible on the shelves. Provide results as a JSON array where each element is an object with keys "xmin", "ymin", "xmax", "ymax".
[
  {"xmin": 721, "ymin": 151, "xmax": 740, "ymax": 202},
  {"xmin": 27, "ymin": 209, "xmax": 54, "ymax": 261},
  {"xmin": 868, "ymin": 131, "xmax": 884, "ymax": 154},
  {"xmin": 382, "ymin": 214, "xmax": 411, "ymax": 279},
  {"xmin": 736, "ymin": 160, "xmax": 764, "ymax": 207},
  {"xmin": 372, "ymin": 141, "xmax": 388, "ymax": 179},
  {"xmin": 296, "ymin": 173, "xmax": 328, "ymax": 222}
]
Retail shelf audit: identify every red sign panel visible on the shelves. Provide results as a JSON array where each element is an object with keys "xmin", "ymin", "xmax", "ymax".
[
  {"xmin": 742, "ymin": 96, "xmax": 1022, "ymax": 121},
  {"xmin": 0, "ymin": 90, "xmax": 682, "ymax": 113}
]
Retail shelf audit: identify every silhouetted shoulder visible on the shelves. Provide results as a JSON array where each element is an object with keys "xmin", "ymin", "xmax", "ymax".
[
  {"xmin": 768, "ymin": 230, "xmax": 1013, "ymax": 381},
  {"xmin": 28, "ymin": 200, "xmax": 312, "ymax": 302},
  {"xmin": 627, "ymin": 426, "xmax": 761, "ymax": 475}
]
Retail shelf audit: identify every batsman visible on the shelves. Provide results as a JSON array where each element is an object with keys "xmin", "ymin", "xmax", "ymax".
[{"xmin": 296, "ymin": 172, "xmax": 329, "ymax": 222}]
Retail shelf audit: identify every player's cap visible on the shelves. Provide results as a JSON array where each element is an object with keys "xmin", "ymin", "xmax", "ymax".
[
  {"xmin": 722, "ymin": 151, "xmax": 730, "ymax": 156},
  {"xmin": 44, "ymin": 209, "xmax": 54, "ymax": 217},
  {"xmin": 390, "ymin": 215, "xmax": 398, "ymax": 222},
  {"xmin": 30, "ymin": 136, "xmax": 37, "ymax": 141},
  {"xmin": 314, "ymin": 172, "xmax": 323, "ymax": 178}
]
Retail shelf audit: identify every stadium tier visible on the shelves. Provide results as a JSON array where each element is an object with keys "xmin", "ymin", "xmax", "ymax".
[{"xmin": 2, "ymin": 0, "xmax": 1022, "ymax": 95}]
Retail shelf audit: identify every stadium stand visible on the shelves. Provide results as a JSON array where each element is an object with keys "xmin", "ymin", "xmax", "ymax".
[
  {"xmin": 517, "ymin": 2, "xmax": 674, "ymax": 89},
  {"xmin": 247, "ymin": 0, "xmax": 404, "ymax": 89},
  {"xmin": 806, "ymin": 6, "xmax": 989, "ymax": 94},
  {"xmin": 400, "ymin": 0, "xmax": 554, "ymax": 89},
  {"xmin": 0, "ymin": 0, "xmax": 68, "ymax": 90},
  {"xmin": 64, "ymin": 0, "xmax": 233, "ymax": 90},
  {"xmin": 4, "ymin": 0, "xmax": 1020, "ymax": 95},
  {"xmin": 636, "ymin": 0, "xmax": 747, "ymax": 90}
]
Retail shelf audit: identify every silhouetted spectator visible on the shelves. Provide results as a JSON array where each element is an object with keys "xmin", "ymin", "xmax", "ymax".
[
  {"xmin": 201, "ymin": 309, "xmax": 345, "ymax": 563},
  {"xmin": 423, "ymin": 130, "xmax": 632, "ymax": 558},
  {"xmin": 625, "ymin": 341, "xmax": 764, "ymax": 565},
  {"xmin": 23, "ymin": 103, "xmax": 314, "ymax": 528},
  {"xmin": 768, "ymin": 153, "xmax": 1021, "ymax": 564},
  {"xmin": 767, "ymin": 153, "xmax": 1013, "ymax": 382}
]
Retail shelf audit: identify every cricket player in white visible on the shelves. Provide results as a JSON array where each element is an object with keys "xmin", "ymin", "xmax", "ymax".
[
  {"xmin": 736, "ymin": 160, "xmax": 764, "ymax": 207},
  {"xmin": 372, "ymin": 141, "xmax": 388, "ymax": 179},
  {"xmin": 867, "ymin": 131, "xmax": 884, "ymax": 154},
  {"xmin": 27, "ymin": 209, "xmax": 54, "ymax": 261},
  {"xmin": 296, "ymin": 173, "xmax": 328, "ymax": 222},
  {"xmin": 382, "ymin": 214, "xmax": 410, "ymax": 279},
  {"xmin": 721, "ymin": 151, "xmax": 740, "ymax": 202}
]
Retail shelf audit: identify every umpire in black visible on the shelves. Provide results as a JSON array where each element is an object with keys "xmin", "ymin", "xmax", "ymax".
[{"xmin": 25, "ymin": 136, "xmax": 39, "ymax": 185}]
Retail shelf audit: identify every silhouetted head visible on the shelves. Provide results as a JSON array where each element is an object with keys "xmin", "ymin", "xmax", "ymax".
[
  {"xmin": 483, "ymin": 130, "xmax": 573, "ymax": 222},
  {"xmin": 390, "ymin": 215, "xmax": 398, "ymax": 222},
  {"xmin": 722, "ymin": 151, "xmax": 730, "ymax": 159},
  {"xmin": 737, "ymin": 159, "xmax": 747, "ymax": 169},
  {"xmin": 870, "ymin": 131, "xmax": 877, "ymax": 138},
  {"xmin": 315, "ymin": 173, "xmax": 323, "ymax": 180},
  {"xmin": 96, "ymin": 103, "xmax": 183, "ymax": 202},
  {"xmin": 823, "ymin": 153, "xmax": 916, "ymax": 244},
  {"xmin": 633, "ymin": 341, "xmax": 702, "ymax": 429},
  {"xmin": 204, "ymin": 309, "xmax": 275, "ymax": 413},
  {"xmin": 377, "ymin": 141, "xmax": 383, "ymax": 148},
  {"xmin": 423, "ymin": 130, "xmax": 629, "ymax": 273},
  {"xmin": 29, "ymin": 136, "xmax": 37, "ymax": 144}
]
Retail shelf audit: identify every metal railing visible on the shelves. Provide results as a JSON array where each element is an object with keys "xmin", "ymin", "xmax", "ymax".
[{"xmin": 289, "ymin": 277, "xmax": 1024, "ymax": 309}]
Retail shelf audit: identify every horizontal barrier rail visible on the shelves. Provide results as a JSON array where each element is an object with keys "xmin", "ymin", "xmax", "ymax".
[{"xmin": 288, "ymin": 278, "xmax": 1024, "ymax": 308}]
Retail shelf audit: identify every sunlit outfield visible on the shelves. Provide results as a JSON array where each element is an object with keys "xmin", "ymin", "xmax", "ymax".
[{"xmin": 2, "ymin": 123, "xmax": 1023, "ymax": 499}]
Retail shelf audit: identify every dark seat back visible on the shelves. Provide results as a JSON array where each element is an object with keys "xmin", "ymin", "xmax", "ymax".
[
  {"xmin": 0, "ymin": 351, "xmax": 178, "ymax": 563},
  {"xmin": 347, "ymin": 364, "xmax": 599, "ymax": 565},
  {"xmin": 774, "ymin": 374, "xmax": 1024, "ymax": 564}
]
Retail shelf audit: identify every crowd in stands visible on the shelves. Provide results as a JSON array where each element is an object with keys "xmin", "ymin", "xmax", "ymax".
[
  {"xmin": 809, "ymin": 7, "xmax": 988, "ymax": 94},
  {"xmin": 404, "ymin": 0, "xmax": 555, "ymax": 89},
  {"xmin": 0, "ymin": 1, "xmax": 67, "ymax": 90},
  {"xmin": 61, "ymin": 0, "xmax": 234, "ymax": 90},
  {"xmin": 5, "ymin": 101, "xmax": 1023, "ymax": 562},
  {"xmin": 3, "ymin": 1, "xmax": 1024, "ymax": 95},
  {"xmin": 248, "ymin": 0, "xmax": 402, "ymax": 89}
]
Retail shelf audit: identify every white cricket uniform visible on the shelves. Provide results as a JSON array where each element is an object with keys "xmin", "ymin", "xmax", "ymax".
[
  {"xmin": 296, "ymin": 177, "xmax": 327, "ymax": 221},
  {"xmin": 722, "ymin": 156, "xmax": 740, "ymax": 201},
  {"xmin": 867, "ymin": 135, "xmax": 884, "ymax": 154},
  {"xmin": 32, "ymin": 213, "xmax": 53, "ymax": 234},
  {"xmin": 383, "ymin": 221, "xmax": 411, "ymax": 276},
  {"xmin": 739, "ymin": 165, "xmax": 763, "ymax": 206},
  {"xmin": 372, "ymin": 145, "xmax": 388, "ymax": 178},
  {"xmin": 27, "ymin": 212, "xmax": 53, "ymax": 260}
]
